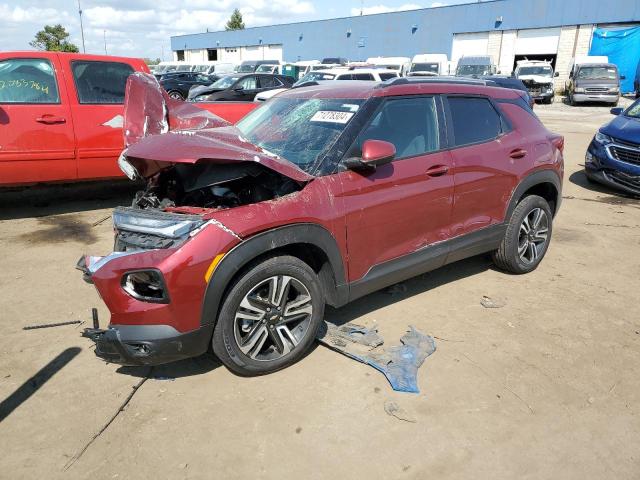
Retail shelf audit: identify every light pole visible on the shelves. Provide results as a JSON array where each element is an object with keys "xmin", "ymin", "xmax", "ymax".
[
  {"xmin": 103, "ymin": 30, "xmax": 107, "ymax": 55},
  {"xmin": 77, "ymin": 0, "xmax": 86, "ymax": 53}
]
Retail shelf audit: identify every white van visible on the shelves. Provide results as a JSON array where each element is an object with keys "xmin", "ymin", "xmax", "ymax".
[
  {"xmin": 406, "ymin": 54, "xmax": 449, "ymax": 76},
  {"xmin": 191, "ymin": 61, "xmax": 236, "ymax": 75},
  {"xmin": 366, "ymin": 57, "xmax": 411, "ymax": 75}
]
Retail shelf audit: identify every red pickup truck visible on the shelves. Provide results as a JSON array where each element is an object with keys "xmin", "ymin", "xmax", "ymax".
[{"xmin": 0, "ymin": 52, "xmax": 257, "ymax": 186}]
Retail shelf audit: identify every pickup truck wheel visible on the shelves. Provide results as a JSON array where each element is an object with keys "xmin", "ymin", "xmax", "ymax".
[
  {"xmin": 212, "ymin": 255, "xmax": 324, "ymax": 376},
  {"xmin": 168, "ymin": 90, "xmax": 184, "ymax": 100},
  {"xmin": 492, "ymin": 195, "xmax": 553, "ymax": 274}
]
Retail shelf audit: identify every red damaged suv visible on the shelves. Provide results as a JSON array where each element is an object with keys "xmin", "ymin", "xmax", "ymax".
[{"xmin": 78, "ymin": 74, "xmax": 564, "ymax": 375}]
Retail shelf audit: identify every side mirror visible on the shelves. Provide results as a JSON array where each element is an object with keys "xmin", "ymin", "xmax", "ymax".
[
  {"xmin": 610, "ymin": 107, "xmax": 624, "ymax": 116},
  {"xmin": 344, "ymin": 139, "xmax": 396, "ymax": 171},
  {"xmin": 620, "ymin": 75, "xmax": 626, "ymax": 80},
  {"xmin": 233, "ymin": 86, "xmax": 244, "ymax": 92},
  {"xmin": 554, "ymin": 71, "xmax": 560, "ymax": 77}
]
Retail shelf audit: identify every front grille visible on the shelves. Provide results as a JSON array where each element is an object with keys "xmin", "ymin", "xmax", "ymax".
[
  {"xmin": 605, "ymin": 170, "xmax": 640, "ymax": 191},
  {"xmin": 586, "ymin": 87, "xmax": 608, "ymax": 93},
  {"xmin": 610, "ymin": 144, "xmax": 640, "ymax": 166}
]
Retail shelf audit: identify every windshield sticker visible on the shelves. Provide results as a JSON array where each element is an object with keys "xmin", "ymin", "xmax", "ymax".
[
  {"xmin": 341, "ymin": 104, "xmax": 360, "ymax": 112},
  {"xmin": 310, "ymin": 110, "xmax": 354, "ymax": 124}
]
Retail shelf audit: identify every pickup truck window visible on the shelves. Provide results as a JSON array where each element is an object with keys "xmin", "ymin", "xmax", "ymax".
[
  {"xmin": 71, "ymin": 61, "xmax": 134, "ymax": 104},
  {"xmin": 0, "ymin": 58, "xmax": 59, "ymax": 104}
]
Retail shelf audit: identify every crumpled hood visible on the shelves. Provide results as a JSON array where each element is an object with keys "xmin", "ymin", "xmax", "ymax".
[
  {"xmin": 518, "ymin": 75, "xmax": 553, "ymax": 85},
  {"xmin": 601, "ymin": 114, "xmax": 640, "ymax": 145},
  {"xmin": 121, "ymin": 73, "xmax": 313, "ymax": 183}
]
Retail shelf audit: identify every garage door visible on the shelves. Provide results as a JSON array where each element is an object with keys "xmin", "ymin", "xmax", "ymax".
[
  {"xmin": 265, "ymin": 44, "xmax": 283, "ymax": 62},
  {"xmin": 451, "ymin": 32, "xmax": 489, "ymax": 63},
  {"xmin": 515, "ymin": 28, "xmax": 561, "ymax": 54}
]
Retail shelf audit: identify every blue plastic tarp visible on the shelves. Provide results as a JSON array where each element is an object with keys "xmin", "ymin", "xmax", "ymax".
[{"xmin": 590, "ymin": 26, "xmax": 640, "ymax": 94}]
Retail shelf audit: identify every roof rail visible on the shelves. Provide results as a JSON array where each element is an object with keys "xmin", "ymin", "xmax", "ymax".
[{"xmin": 379, "ymin": 76, "xmax": 487, "ymax": 88}]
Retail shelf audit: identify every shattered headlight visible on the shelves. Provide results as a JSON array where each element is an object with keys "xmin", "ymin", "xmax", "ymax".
[
  {"xmin": 114, "ymin": 209, "xmax": 205, "ymax": 239},
  {"xmin": 594, "ymin": 131, "xmax": 612, "ymax": 145},
  {"xmin": 118, "ymin": 150, "xmax": 139, "ymax": 180},
  {"xmin": 122, "ymin": 269, "xmax": 169, "ymax": 303}
]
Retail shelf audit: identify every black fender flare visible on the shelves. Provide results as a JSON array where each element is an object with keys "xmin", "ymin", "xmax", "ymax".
[
  {"xmin": 505, "ymin": 169, "xmax": 562, "ymax": 220},
  {"xmin": 199, "ymin": 223, "xmax": 347, "ymax": 327}
]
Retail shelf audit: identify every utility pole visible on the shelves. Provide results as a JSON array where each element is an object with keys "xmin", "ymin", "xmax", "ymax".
[
  {"xmin": 103, "ymin": 30, "xmax": 107, "ymax": 55},
  {"xmin": 360, "ymin": 0, "xmax": 363, "ymax": 15},
  {"xmin": 77, "ymin": 0, "xmax": 86, "ymax": 53}
]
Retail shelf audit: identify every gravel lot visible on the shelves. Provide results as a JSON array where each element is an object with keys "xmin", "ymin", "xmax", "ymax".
[{"xmin": 0, "ymin": 97, "xmax": 639, "ymax": 480}]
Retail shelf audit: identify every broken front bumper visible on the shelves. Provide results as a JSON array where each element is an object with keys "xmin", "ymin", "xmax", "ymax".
[
  {"xmin": 76, "ymin": 214, "xmax": 242, "ymax": 366},
  {"xmin": 81, "ymin": 324, "xmax": 214, "ymax": 366}
]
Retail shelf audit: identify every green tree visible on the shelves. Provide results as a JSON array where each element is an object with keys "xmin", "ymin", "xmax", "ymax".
[
  {"xmin": 30, "ymin": 24, "xmax": 79, "ymax": 52},
  {"xmin": 225, "ymin": 9, "xmax": 245, "ymax": 31}
]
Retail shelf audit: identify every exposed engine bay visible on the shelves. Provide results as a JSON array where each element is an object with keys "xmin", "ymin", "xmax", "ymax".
[{"xmin": 131, "ymin": 162, "xmax": 302, "ymax": 211}]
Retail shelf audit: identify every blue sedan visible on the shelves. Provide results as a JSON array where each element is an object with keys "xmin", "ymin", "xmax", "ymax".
[{"xmin": 586, "ymin": 100, "xmax": 640, "ymax": 195}]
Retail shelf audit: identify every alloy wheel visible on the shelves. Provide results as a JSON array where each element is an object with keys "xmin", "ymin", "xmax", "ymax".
[
  {"xmin": 233, "ymin": 275, "xmax": 313, "ymax": 362},
  {"xmin": 518, "ymin": 207, "xmax": 549, "ymax": 264}
]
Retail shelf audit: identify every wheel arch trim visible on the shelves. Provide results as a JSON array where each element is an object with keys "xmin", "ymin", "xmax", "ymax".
[
  {"xmin": 506, "ymin": 169, "xmax": 562, "ymax": 220},
  {"xmin": 200, "ymin": 223, "xmax": 347, "ymax": 328}
]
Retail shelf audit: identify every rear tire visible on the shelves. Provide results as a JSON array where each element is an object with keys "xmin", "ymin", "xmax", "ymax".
[
  {"xmin": 492, "ymin": 195, "xmax": 553, "ymax": 274},
  {"xmin": 212, "ymin": 255, "xmax": 325, "ymax": 376}
]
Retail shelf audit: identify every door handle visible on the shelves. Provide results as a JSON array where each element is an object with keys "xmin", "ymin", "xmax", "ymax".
[
  {"xmin": 36, "ymin": 115, "xmax": 66, "ymax": 124},
  {"xmin": 425, "ymin": 164, "xmax": 449, "ymax": 177},
  {"xmin": 509, "ymin": 148, "xmax": 527, "ymax": 159}
]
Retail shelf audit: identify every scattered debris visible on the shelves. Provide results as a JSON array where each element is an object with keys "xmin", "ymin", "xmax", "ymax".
[
  {"xmin": 318, "ymin": 324, "xmax": 436, "ymax": 393},
  {"xmin": 384, "ymin": 401, "xmax": 416, "ymax": 423},
  {"xmin": 480, "ymin": 296, "xmax": 505, "ymax": 309},
  {"xmin": 23, "ymin": 320, "xmax": 82, "ymax": 331},
  {"xmin": 317, "ymin": 321, "xmax": 383, "ymax": 349},
  {"xmin": 91, "ymin": 215, "xmax": 111, "ymax": 227}
]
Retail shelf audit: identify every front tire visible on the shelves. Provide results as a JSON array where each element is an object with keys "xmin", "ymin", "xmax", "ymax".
[
  {"xmin": 212, "ymin": 255, "xmax": 325, "ymax": 376},
  {"xmin": 492, "ymin": 195, "xmax": 553, "ymax": 274},
  {"xmin": 168, "ymin": 90, "xmax": 184, "ymax": 100}
]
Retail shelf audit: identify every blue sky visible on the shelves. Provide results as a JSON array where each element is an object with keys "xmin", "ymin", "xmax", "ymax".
[{"xmin": 1, "ymin": 0, "xmax": 470, "ymax": 59}]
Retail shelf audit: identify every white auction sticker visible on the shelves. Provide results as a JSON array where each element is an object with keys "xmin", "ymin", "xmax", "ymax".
[{"xmin": 310, "ymin": 110, "xmax": 354, "ymax": 124}]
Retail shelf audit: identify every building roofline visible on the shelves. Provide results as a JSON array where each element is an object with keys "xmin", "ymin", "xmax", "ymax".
[{"xmin": 170, "ymin": 0, "xmax": 505, "ymax": 40}]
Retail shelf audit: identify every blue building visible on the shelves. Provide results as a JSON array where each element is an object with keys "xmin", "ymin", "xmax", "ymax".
[{"xmin": 171, "ymin": 0, "xmax": 640, "ymax": 90}]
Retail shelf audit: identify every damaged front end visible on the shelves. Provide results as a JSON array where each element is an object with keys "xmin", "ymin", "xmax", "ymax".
[
  {"xmin": 78, "ymin": 73, "xmax": 313, "ymax": 366},
  {"xmin": 521, "ymin": 78, "xmax": 554, "ymax": 102}
]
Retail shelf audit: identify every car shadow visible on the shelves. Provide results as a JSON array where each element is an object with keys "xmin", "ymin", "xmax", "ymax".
[
  {"xmin": 568, "ymin": 170, "xmax": 638, "ymax": 200},
  {"xmin": 326, "ymin": 255, "xmax": 493, "ymax": 327},
  {"xmin": 0, "ymin": 180, "xmax": 141, "ymax": 220},
  {"xmin": 116, "ymin": 354, "xmax": 222, "ymax": 380}
]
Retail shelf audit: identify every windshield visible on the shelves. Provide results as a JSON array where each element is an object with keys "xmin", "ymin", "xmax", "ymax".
[
  {"xmin": 238, "ymin": 63, "xmax": 256, "ymax": 73},
  {"xmin": 295, "ymin": 72, "xmax": 336, "ymax": 84},
  {"xmin": 624, "ymin": 100, "xmax": 640, "ymax": 119},
  {"xmin": 236, "ymin": 97, "xmax": 363, "ymax": 172},
  {"xmin": 256, "ymin": 65, "xmax": 276, "ymax": 73},
  {"xmin": 211, "ymin": 75, "xmax": 240, "ymax": 88},
  {"xmin": 518, "ymin": 66, "xmax": 552, "ymax": 76},
  {"xmin": 457, "ymin": 64, "xmax": 492, "ymax": 76},
  {"xmin": 577, "ymin": 66, "xmax": 617, "ymax": 80},
  {"xmin": 192, "ymin": 65, "xmax": 208, "ymax": 72},
  {"xmin": 411, "ymin": 63, "xmax": 439, "ymax": 73}
]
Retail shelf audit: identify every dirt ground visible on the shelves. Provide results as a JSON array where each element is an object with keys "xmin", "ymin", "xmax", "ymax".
[{"xmin": 1, "ymin": 97, "xmax": 639, "ymax": 480}]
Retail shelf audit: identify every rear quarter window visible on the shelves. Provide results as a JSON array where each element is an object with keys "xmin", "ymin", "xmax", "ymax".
[
  {"xmin": 0, "ymin": 58, "xmax": 60, "ymax": 104},
  {"xmin": 71, "ymin": 61, "xmax": 134, "ymax": 104},
  {"xmin": 448, "ymin": 96, "xmax": 503, "ymax": 146}
]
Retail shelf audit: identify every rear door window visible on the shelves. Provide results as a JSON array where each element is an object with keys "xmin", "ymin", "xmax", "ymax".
[
  {"xmin": 336, "ymin": 74, "xmax": 354, "ymax": 80},
  {"xmin": 71, "ymin": 61, "xmax": 134, "ymax": 104},
  {"xmin": 378, "ymin": 72, "xmax": 398, "ymax": 81},
  {"xmin": 448, "ymin": 96, "xmax": 503, "ymax": 146},
  {"xmin": 259, "ymin": 76, "xmax": 283, "ymax": 88},
  {"xmin": 353, "ymin": 73, "xmax": 375, "ymax": 80},
  {"xmin": 0, "ymin": 58, "xmax": 60, "ymax": 103}
]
